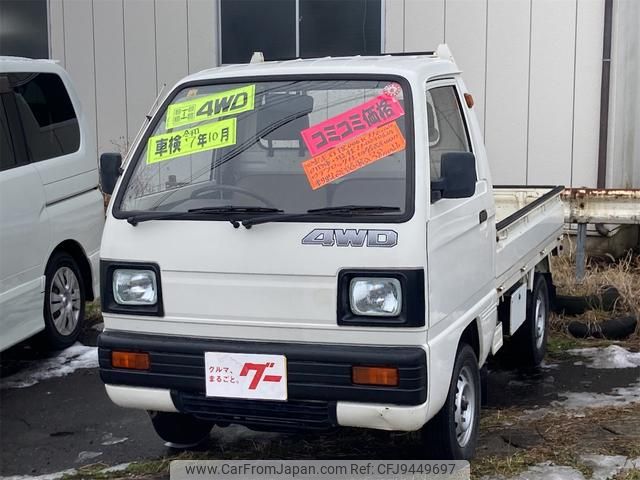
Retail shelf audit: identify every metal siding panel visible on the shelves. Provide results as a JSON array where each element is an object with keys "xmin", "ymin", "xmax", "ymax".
[
  {"xmin": 571, "ymin": 0, "xmax": 603, "ymax": 188},
  {"xmin": 155, "ymin": 0, "xmax": 189, "ymax": 92},
  {"xmin": 606, "ymin": 0, "xmax": 639, "ymax": 188},
  {"xmin": 444, "ymin": 0, "xmax": 487, "ymax": 134},
  {"xmin": 93, "ymin": 0, "xmax": 127, "ymax": 156},
  {"xmin": 48, "ymin": 0, "xmax": 66, "ymax": 64},
  {"xmin": 527, "ymin": 0, "xmax": 577, "ymax": 185},
  {"xmin": 484, "ymin": 0, "xmax": 530, "ymax": 184},
  {"xmin": 62, "ymin": 0, "xmax": 97, "ymax": 158},
  {"xmin": 384, "ymin": 0, "xmax": 405, "ymax": 52},
  {"xmin": 124, "ymin": 0, "xmax": 157, "ymax": 142},
  {"xmin": 187, "ymin": 0, "xmax": 218, "ymax": 72},
  {"xmin": 404, "ymin": 0, "xmax": 444, "ymax": 51}
]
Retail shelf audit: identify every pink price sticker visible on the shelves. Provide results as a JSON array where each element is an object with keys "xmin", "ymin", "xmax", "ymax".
[{"xmin": 301, "ymin": 94, "xmax": 404, "ymax": 157}]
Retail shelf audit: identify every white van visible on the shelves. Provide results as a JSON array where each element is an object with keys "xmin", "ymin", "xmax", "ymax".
[{"xmin": 0, "ymin": 58, "xmax": 104, "ymax": 351}]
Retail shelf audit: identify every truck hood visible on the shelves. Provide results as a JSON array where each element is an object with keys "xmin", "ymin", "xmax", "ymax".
[{"xmin": 100, "ymin": 218, "xmax": 426, "ymax": 344}]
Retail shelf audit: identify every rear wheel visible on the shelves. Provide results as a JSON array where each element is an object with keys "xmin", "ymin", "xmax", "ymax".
[
  {"xmin": 42, "ymin": 252, "xmax": 85, "ymax": 349},
  {"xmin": 149, "ymin": 412, "xmax": 213, "ymax": 447},
  {"xmin": 512, "ymin": 274, "xmax": 549, "ymax": 367},
  {"xmin": 422, "ymin": 344, "xmax": 480, "ymax": 460}
]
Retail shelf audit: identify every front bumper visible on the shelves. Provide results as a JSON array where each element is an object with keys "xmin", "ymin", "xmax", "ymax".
[{"xmin": 99, "ymin": 331, "xmax": 428, "ymax": 432}]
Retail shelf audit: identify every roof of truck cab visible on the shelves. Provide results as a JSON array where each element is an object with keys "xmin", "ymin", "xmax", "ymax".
[{"xmin": 183, "ymin": 54, "xmax": 460, "ymax": 85}]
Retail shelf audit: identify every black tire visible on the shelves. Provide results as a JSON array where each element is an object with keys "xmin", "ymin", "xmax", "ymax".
[
  {"xmin": 422, "ymin": 344, "xmax": 481, "ymax": 460},
  {"xmin": 149, "ymin": 412, "xmax": 213, "ymax": 447},
  {"xmin": 512, "ymin": 274, "xmax": 549, "ymax": 367},
  {"xmin": 42, "ymin": 252, "xmax": 86, "ymax": 350}
]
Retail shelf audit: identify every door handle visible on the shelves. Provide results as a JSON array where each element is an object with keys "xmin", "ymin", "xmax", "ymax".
[{"xmin": 479, "ymin": 209, "xmax": 488, "ymax": 224}]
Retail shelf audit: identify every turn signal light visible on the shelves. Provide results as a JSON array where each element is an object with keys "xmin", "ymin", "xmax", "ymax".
[
  {"xmin": 464, "ymin": 93, "xmax": 475, "ymax": 108},
  {"xmin": 352, "ymin": 366, "xmax": 399, "ymax": 386},
  {"xmin": 112, "ymin": 351, "xmax": 150, "ymax": 370}
]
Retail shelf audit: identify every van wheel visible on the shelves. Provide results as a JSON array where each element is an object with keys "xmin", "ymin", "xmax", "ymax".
[
  {"xmin": 513, "ymin": 274, "xmax": 549, "ymax": 367},
  {"xmin": 42, "ymin": 252, "xmax": 85, "ymax": 349},
  {"xmin": 422, "ymin": 344, "xmax": 480, "ymax": 460},
  {"xmin": 149, "ymin": 412, "xmax": 213, "ymax": 447}
]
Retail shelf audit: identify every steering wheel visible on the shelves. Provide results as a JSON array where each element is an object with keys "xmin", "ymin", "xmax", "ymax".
[{"xmin": 189, "ymin": 184, "xmax": 277, "ymax": 208}]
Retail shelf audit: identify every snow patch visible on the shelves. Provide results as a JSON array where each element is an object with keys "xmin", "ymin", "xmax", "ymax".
[
  {"xmin": 0, "ymin": 469, "xmax": 76, "ymax": 480},
  {"xmin": 75, "ymin": 451, "xmax": 103, "ymax": 463},
  {"xmin": 99, "ymin": 463, "xmax": 131, "ymax": 473},
  {"xmin": 552, "ymin": 380, "xmax": 640, "ymax": 410},
  {"xmin": 522, "ymin": 379, "xmax": 640, "ymax": 419},
  {"xmin": 0, "ymin": 463, "xmax": 135, "ymax": 480},
  {"xmin": 481, "ymin": 462, "xmax": 586, "ymax": 480},
  {"xmin": 540, "ymin": 360, "xmax": 559, "ymax": 370},
  {"xmin": 580, "ymin": 454, "xmax": 629, "ymax": 480},
  {"xmin": 0, "ymin": 344, "xmax": 98, "ymax": 389},
  {"xmin": 100, "ymin": 433, "xmax": 128, "ymax": 446},
  {"xmin": 568, "ymin": 345, "xmax": 640, "ymax": 369},
  {"xmin": 482, "ymin": 457, "xmax": 640, "ymax": 480}
]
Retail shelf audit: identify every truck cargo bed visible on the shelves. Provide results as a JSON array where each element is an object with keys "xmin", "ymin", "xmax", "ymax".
[{"xmin": 494, "ymin": 186, "xmax": 565, "ymax": 292}]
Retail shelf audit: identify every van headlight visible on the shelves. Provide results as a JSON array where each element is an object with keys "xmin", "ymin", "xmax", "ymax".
[
  {"xmin": 349, "ymin": 278, "xmax": 402, "ymax": 316},
  {"xmin": 113, "ymin": 269, "xmax": 157, "ymax": 305}
]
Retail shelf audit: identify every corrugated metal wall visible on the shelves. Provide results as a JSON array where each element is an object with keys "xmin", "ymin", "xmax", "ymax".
[
  {"xmin": 607, "ymin": 0, "xmax": 640, "ymax": 188},
  {"xmin": 385, "ymin": 0, "xmax": 604, "ymax": 188},
  {"xmin": 48, "ymin": 0, "xmax": 610, "ymax": 188},
  {"xmin": 48, "ymin": 0, "xmax": 218, "ymax": 158}
]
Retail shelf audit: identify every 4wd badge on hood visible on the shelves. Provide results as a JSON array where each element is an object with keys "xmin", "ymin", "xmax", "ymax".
[{"xmin": 302, "ymin": 229, "xmax": 397, "ymax": 247}]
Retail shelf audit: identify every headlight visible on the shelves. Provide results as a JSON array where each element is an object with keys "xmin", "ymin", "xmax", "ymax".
[
  {"xmin": 113, "ymin": 269, "xmax": 157, "ymax": 305},
  {"xmin": 349, "ymin": 277, "xmax": 402, "ymax": 316}
]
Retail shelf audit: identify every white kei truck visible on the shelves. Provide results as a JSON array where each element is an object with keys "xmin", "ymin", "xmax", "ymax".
[{"xmin": 98, "ymin": 45, "xmax": 564, "ymax": 459}]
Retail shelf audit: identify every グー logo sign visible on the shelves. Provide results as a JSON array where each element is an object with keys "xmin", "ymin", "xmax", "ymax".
[{"xmin": 204, "ymin": 352, "xmax": 287, "ymax": 400}]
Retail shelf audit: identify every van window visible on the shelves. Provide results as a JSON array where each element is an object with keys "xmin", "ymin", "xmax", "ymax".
[
  {"xmin": 0, "ymin": 99, "xmax": 16, "ymax": 171},
  {"xmin": 427, "ymin": 86, "xmax": 470, "ymax": 179},
  {"xmin": 9, "ymin": 72, "xmax": 80, "ymax": 162}
]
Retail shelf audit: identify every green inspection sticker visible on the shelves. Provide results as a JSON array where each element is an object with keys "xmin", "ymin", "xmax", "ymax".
[
  {"xmin": 146, "ymin": 118, "xmax": 236, "ymax": 164},
  {"xmin": 165, "ymin": 84, "xmax": 255, "ymax": 129}
]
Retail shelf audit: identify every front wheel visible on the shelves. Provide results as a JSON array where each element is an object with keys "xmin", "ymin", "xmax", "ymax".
[
  {"xmin": 422, "ymin": 344, "xmax": 480, "ymax": 460},
  {"xmin": 149, "ymin": 412, "xmax": 213, "ymax": 447}
]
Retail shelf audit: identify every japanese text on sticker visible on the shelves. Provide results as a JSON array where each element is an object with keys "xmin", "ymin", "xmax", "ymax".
[
  {"xmin": 302, "ymin": 121, "xmax": 406, "ymax": 190},
  {"xmin": 301, "ymin": 94, "xmax": 404, "ymax": 157},
  {"xmin": 147, "ymin": 118, "xmax": 236, "ymax": 164},
  {"xmin": 166, "ymin": 84, "xmax": 255, "ymax": 129}
]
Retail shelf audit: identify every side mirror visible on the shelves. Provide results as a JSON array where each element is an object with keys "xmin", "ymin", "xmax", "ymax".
[
  {"xmin": 431, "ymin": 152, "xmax": 477, "ymax": 202},
  {"xmin": 100, "ymin": 153, "xmax": 122, "ymax": 195}
]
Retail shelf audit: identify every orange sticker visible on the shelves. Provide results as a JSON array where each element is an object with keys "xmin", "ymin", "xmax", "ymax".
[{"xmin": 302, "ymin": 121, "xmax": 406, "ymax": 190}]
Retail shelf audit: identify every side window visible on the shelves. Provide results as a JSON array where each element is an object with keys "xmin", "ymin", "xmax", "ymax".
[
  {"xmin": 9, "ymin": 72, "xmax": 80, "ymax": 162},
  {"xmin": 0, "ymin": 98, "xmax": 16, "ymax": 172},
  {"xmin": 427, "ymin": 86, "xmax": 471, "ymax": 179}
]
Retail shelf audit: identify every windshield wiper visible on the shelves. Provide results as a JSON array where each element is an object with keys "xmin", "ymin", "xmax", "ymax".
[
  {"xmin": 126, "ymin": 206, "xmax": 283, "ymax": 226},
  {"xmin": 188, "ymin": 206, "xmax": 282, "ymax": 214},
  {"xmin": 241, "ymin": 205, "xmax": 401, "ymax": 228},
  {"xmin": 306, "ymin": 205, "xmax": 401, "ymax": 215}
]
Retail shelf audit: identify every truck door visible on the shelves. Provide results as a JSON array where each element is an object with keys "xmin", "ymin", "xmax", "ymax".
[{"xmin": 425, "ymin": 81, "xmax": 495, "ymax": 330}]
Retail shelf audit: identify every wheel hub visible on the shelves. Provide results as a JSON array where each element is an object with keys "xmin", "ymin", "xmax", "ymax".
[
  {"xmin": 454, "ymin": 366, "xmax": 476, "ymax": 447},
  {"xmin": 534, "ymin": 293, "xmax": 547, "ymax": 349},
  {"xmin": 49, "ymin": 266, "xmax": 81, "ymax": 336}
]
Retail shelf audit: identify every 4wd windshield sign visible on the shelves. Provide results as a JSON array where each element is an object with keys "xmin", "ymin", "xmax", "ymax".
[{"xmin": 166, "ymin": 84, "xmax": 255, "ymax": 129}]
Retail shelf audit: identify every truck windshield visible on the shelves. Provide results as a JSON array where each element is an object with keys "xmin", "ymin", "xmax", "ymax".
[{"xmin": 117, "ymin": 79, "xmax": 412, "ymax": 221}]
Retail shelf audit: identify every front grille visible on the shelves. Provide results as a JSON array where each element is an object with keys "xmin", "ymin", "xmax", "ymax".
[{"xmin": 174, "ymin": 392, "xmax": 336, "ymax": 432}]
